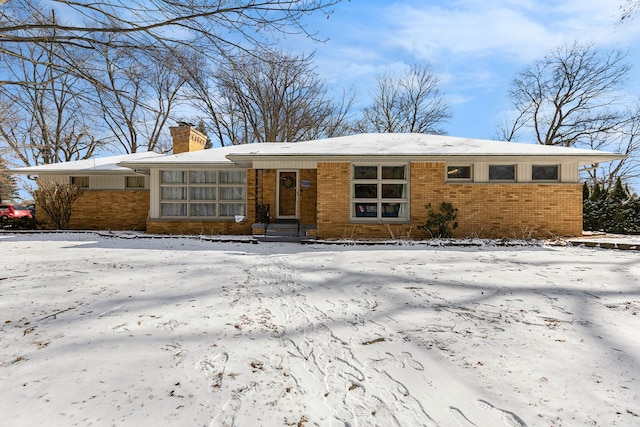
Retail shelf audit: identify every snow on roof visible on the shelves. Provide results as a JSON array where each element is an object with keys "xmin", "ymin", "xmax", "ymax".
[
  {"xmin": 11, "ymin": 134, "xmax": 625, "ymax": 174},
  {"xmin": 11, "ymin": 152, "xmax": 163, "ymax": 174},
  {"xmin": 120, "ymin": 133, "xmax": 624, "ymax": 168}
]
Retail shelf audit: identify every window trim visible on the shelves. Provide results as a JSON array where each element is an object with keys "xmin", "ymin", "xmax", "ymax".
[
  {"xmin": 159, "ymin": 169, "xmax": 247, "ymax": 219},
  {"xmin": 351, "ymin": 164, "xmax": 409, "ymax": 222}
]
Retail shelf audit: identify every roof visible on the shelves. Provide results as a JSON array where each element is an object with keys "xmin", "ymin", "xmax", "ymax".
[
  {"xmin": 11, "ymin": 152, "xmax": 163, "ymax": 175},
  {"xmin": 120, "ymin": 133, "xmax": 625, "ymax": 169},
  {"xmin": 11, "ymin": 134, "xmax": 625, "ymax": 174}
]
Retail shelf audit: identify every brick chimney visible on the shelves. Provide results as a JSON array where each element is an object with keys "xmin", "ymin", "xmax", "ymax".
[{"xmin": 169, "ymin": 122, "xmax": 207, "ymax": 154}]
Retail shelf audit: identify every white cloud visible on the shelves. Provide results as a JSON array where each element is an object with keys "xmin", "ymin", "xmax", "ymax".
[{"xmin": 382, "ymin": 0, "xmax": 640, "ymax": 64}]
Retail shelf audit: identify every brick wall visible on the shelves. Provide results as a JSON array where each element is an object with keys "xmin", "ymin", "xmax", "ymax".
[
  {"xmin": 38, "ymin": 190, "xmax": 150, "ymax": 231},
  {"xmin": 410, "ymin": 163, "xmax": 582, "ymax": 238},
  {"xmin": 317, "ymin": 163, "xmax": 352, "ymax": 237},
  {"xmin": 299, "ymin": 169, "xmax": 317, "ymax": 224},
  {"xmin": 147, "ymin": 219, "xmax": 251, "ymax": 235},
  {"xmin": 169, "ymin": 124, "xmax": 206, "ymax": 154},
  {"xmin": 315, "ymin": 162, "xmax": 583, "ymax": 240}
]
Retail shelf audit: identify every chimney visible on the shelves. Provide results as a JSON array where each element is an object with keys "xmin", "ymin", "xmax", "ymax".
[{"xmin": 169, "ymin": 122, "xmax": 206, "ymax": 154}]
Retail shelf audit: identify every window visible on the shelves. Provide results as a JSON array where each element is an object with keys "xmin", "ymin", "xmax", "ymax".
[
  {"xmin": 532, "ymin": 165, "xmax": 559, "ymax": 181},
  {"xmin": 352, "ymin": 165, "xmax": 408, "ymax": 221},
  {"xmin": 160, "ymin": 169, "xmax": 246, "ymax": 218},
  {"xmin": 70, "ymin": 176, "xmax": 89, "ymax": 188},
  {"xmin": 447, "ymin": 165, "xmax": 472, "ymax": 180},
  {"xmin": 125, "ymin": 176, "xmax": 146, "ymax": 189},
  {"xmin": 489, "ymin": 165, "xmax": 516, "ymax": 181}
]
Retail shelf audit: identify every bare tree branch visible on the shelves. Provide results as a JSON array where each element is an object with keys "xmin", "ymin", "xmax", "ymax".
[
  {"xmin": 358, "ymin": 63, "xmax": 451, "ymax": 135},
  {"xmin": 502, "ymin": 41, "xmax": 639, "ymax": 187},
  {"xmin": 187, "ymin": 49, "xmax": 354, "ymax": 146},
  {"xmin": 0, "ymin": 0, "xmax": 345, "ymax": 85}
]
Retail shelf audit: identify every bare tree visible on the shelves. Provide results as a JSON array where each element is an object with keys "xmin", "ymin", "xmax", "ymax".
[
  {"xmin": 582, "ymin": 108, "xmax": 640, "ymax": 190},
  {"xmin": 499, "ymin": 42, "xmax": 638, "ymax": 189},
  {"xmin": 358, "ymin": 63, "xmax": 451, "ymax": 135},
  {"xmin": 0, "ymin": 40, "xmax": 107, "ymax": 166},
  {"xmin": 500, "ymin": 42, "xmax": 630, "ymax": 147},
  {"xmin": 188, "ymin": 50, "xmax": 354, "ymax": 146},
  {"xmin": 0, "ymin": 154, "xmax": 18, "ymax": 201},
  {"xmin": 93, "ymin": 45, "xmax": 187, "ymax": 153},
  {"xmin": 0, "ymin": 0, "xmax": 344, "ymax": 86}
]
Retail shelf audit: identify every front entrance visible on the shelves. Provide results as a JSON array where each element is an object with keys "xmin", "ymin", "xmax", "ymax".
[{"xmin": 277, "ymin": 170, "xmax": 298, "ymax": 219}]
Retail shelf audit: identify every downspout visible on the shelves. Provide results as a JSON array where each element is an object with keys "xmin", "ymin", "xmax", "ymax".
[{"xmin": 254, "ymin": 169, "xmax": 259, "ymax": 223}]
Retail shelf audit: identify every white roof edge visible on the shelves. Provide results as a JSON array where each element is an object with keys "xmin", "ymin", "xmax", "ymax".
[
  {"xmin": 10, "ymin": 152, "xmax": 163, "ymax": 174},
  {"xmin": 10, "ymin": 134, "xmax": 626, "ymax": 173}
]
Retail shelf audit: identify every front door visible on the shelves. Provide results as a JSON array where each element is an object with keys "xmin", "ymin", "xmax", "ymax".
[{"xmin": 277, "ymin": 170, "xmax": 298, "ymax": 219}]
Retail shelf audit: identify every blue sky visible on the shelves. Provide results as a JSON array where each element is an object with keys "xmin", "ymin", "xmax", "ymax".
[{"xmin": 284, "ymin": 0, "xmax": 640, "ymax": 141}]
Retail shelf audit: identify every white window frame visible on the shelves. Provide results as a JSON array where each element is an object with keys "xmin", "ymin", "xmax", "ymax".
[
  {"xmin": 159, "ymin": 169, "xmax": 246, "ymax": 219},
  {"xmin": 351, "ymin": 164, "xmax": 409, "ymax": 222}
]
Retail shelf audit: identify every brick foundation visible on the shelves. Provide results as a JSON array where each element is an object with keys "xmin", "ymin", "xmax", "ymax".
[{"xmin": 147, "ymin": 219, "xmax": 251, "ymax": 235}]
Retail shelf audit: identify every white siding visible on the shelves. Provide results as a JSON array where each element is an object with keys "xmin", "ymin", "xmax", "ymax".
[
  {"xmin": 473, "ymin": 162, "xmax": 488, "ymax": 182},
  {"xmin": 149, "ymin": 169, "xmax": 160, "ymax": 219},
  {"xmin": 252, "ymin": 160, "xmax": 318, "ymax": 169},
  {"xmin": 92, "ymin": 175, "xmax": 124, "ymax": 190},
  {"xmin": 561, "ymin": 162, "xmax": 579, "ymax": 182}
]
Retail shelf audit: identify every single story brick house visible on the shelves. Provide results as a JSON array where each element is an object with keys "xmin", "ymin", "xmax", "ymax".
[{"xmin": 13, "ymin": 123, "xmax": 624, "ymax": 239}]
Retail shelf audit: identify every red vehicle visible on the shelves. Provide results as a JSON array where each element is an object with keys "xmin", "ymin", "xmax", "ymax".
[{"xmin": 0, "ymin": 204, "xmax": 33, "ymax": 221}]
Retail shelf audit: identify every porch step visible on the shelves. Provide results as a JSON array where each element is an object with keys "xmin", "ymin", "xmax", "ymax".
[{"xmin": 252, "ymin": 222, "xmax": 317, "ymax": 243}]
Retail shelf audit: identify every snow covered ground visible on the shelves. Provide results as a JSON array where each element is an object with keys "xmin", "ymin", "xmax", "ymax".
[{"xmin": 1, "ymin": 232, "xmax": 639, "ymax": 427}]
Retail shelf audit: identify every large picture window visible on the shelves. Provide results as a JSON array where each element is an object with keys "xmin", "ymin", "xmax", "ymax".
[
  {"xmin": 160, "ymin": 169, "xmax": 246, "ymax": 218},
  {"xmin": 352, "ymin": 164, "xmax": 408, "ymax": 221}
]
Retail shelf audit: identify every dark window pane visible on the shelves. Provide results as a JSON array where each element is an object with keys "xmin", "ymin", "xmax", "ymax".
[
  {"xmin": 354, "ymin": 184, "xmax": 378, "ymax": 198},
  {"xmin": 354, "ymin": 203, "xmax": 378, "ymax": 217},
  {"xmin": 71, "ymin": 176, "xmax": 89, "ymax": 188},
  {"xmin": 126, "ymin": 176, "xmax": 145, "ymax": 188},
  {"xmin": 381, "ymin": 203, "xmax": 400, "ymax": 217},
  {"xmin": 447, "ymin": 166, "xmax": 471, "ymax": 179},
  {"xmin": 532, "ymin": 165, "xmax": 558, "ymax": 181},
  {"xmin": 382, "ymin": 166, "xmax": 406, "ymax": 179},
  {"xmin": 354, "ymin": 166, "xmax": 377, "ymax": 179},
  {"xmin": 382, "ymin": 183, "xmax": 404, "ymax": 198},
  {"xmin": 489, "ymin": 165, "xmax": 515, "ymax": 180}
]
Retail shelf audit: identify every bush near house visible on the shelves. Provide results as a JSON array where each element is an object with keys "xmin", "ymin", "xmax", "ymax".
[
  {"xmin": 420, "ymin": 202, "xmax": 459, "ymax": 238},
  {"xmin": 31, "ymin": 181, "xmax": 83, "ymax": 230},
  {"xmin": 583, "ymin": 179, "xmax": 640, "ymax": 234}
]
